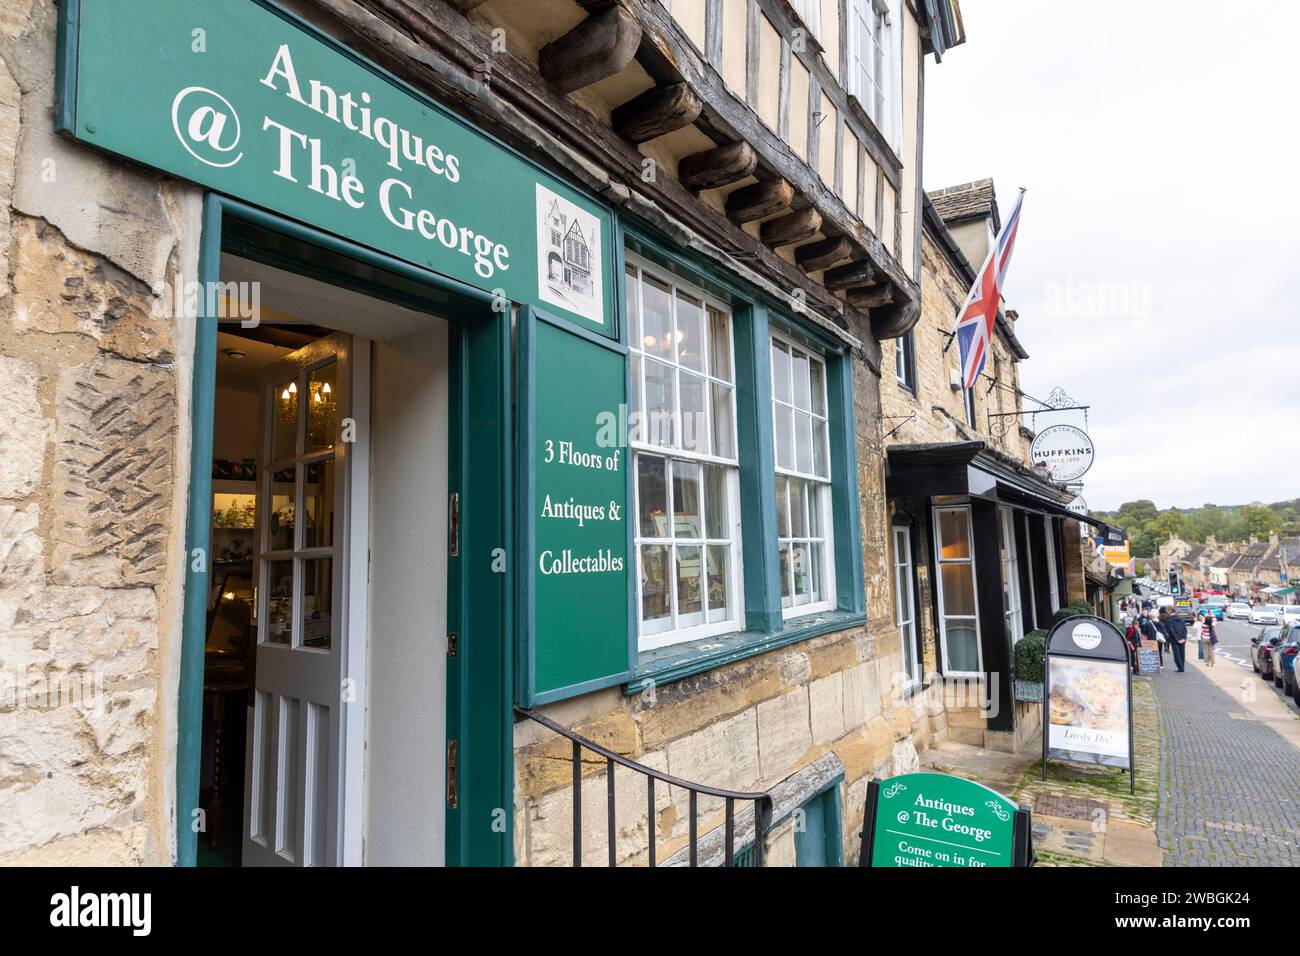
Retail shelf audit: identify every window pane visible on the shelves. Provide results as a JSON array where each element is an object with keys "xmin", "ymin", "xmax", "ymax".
[
  {"xmin": 779, "ymin": 543, "xmax": 793, "ymax": 607},
  {"xmin": 944, "ymin": 624, "xmax": 980, "ymax": 672},
  {"xmin": 806, "ymin": 482, "xmax": 820, "ymax": 537},
  {"xmin": 711, "ymin": 383, "xmax": 735, "ymax": 459},
  {"xmin": 303, "ymin": 458, "xmax": 334, "ymax": 548},
  {"xmin": 640, "ymin": 545, "xmax": 671, "ymax": 623},
  {"xmin": 792, "ymin": 542, "xmax": 811, "ymax": 603},
  {"xmin": 810, "ymin": 358, "xmax": 826, "ymax": 416},
  {"xmin": 644, "ymin": 357, "xmax": 676, "ymax": 447},
  {"xmin": 792, "ymin": 350, "xmax": 811, "ymax": 411},
  {"xmin": 706, "ymin": 544, "xmax": 729, "ymax": 623},
  {"xmin": 301, "ymin": 557, "xmax": 333, "ymax": 649},
  {"xmin": 795, "ymin": 410, "xmax": 813, "ymax": 474},
  {"xmin": 679, "ymin": 370, "xmax": 706, "ymax": 454},
  {"xmin": 940, "ymin": 563, "xmax": 976, "ymax": 616},
  {"xmin": 938, "ymin": 509, "xmax": 971, "ymax": 559},
  {"xmin": 708, "ymin": 306, "xmax": 732, "ymax": 383},
  {"xmin": 672, "ymin": 460, "xmax": 702, "ymax": 538},
  {"xmin": 626, "ymin": 265, "xmax": 640, "ymax": 347},
  {"xmin": 637, "ymin": 454, "xmax": 667, "ymax": 538},
  {"xmin": 268, "ymin": 467, "xmax": 296, "ymax": 551},
  {"xmin": 812, "ymin": 419, "xmax": 829, "ymax": 478},
  {"xmin": 265, "ymin": 559, "xmax": 293, "ymax": 644},
  {"xmin": 809, "ymin": 543, "xmax": 822, "ymax": 605},
  {"xmin": 675, "ymin": 545, "xmax": 703, "ymax": 617},
  {"xmin": 704, "ymin": 464, "xmax": 728, "ymax": 539},
  {"xmin": 630, "ymin": 354, "xmax": 643, "ymax": 443},
  {"xmin": 642, "ymin": 275, "xmax": 673, "ymax": 359},
  {"xmin": 789, "ymin": 478, "xmax": 807, "ymax": 538},
  {"xmin": 901, "ymin": 621, "xmax": 916, "ymax": 681},
  {"xmin": 272, "ymin": 379, "xmax": 298, "ymax": 461},
  {"xmin": 307, "ymin": 362, "xmax": 337, "ymax": 453},
  {"xmin": 775, "ymin": 476, "xmax": 790, "ymax": 538},
  {"xmin": 774, "ymin": 404, "xmax": 795, "ymax": 469},
  {"xmin": 771, "ymin": 340, "xmax": 791, "ymax": 403},
  {"xmin": 675, "ymin": 292, "xmax": 705, "ymax": 372}
]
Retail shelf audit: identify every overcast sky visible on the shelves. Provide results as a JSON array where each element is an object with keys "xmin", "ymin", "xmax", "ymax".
[{"xmin": 923, "ymin": 0, "xmax": 1300, "ymax": 512}]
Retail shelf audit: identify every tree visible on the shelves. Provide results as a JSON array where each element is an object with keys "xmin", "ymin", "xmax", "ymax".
[{"xmin": 1116, "ymin": 499, "xmax": 1159, "ymax": 525}]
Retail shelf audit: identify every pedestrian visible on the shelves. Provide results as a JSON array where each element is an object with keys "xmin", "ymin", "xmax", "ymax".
[
  {"xmin": 1163, "ymin": 606, "xmax": 1189, "ymax": 672},
  {"xmin": 1124, "ymin": 618, "xmax": 1141, "ymax": 674},
  {"xmin": 1139, "ymin": 609, "xmax": 1163, "ymax": 667},
  {"xmin": 1202, "ymin": 613, "xmax": 1218, "ymax": 667},
  {"xmin": 1191, "ymin": 611, "xmax": 1204, "ymax": 660}
]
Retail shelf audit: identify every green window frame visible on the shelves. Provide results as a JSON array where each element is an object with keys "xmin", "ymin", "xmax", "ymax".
[{"xmin": 621, "ymin": 227, "xmax": 865, "ymax": 690}]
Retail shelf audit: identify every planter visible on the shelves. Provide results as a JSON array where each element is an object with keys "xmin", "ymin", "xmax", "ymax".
[{"xmin": 1014, "ymin": 680, "xmax": 1043, "ymax": 703}]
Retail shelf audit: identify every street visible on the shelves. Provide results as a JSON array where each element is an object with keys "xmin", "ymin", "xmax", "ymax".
[{"xmin": 1153, "ymin": 616, "xmax": 1300, "ymax": 865}]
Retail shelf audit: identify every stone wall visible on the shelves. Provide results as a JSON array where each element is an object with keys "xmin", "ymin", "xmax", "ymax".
[{"xmin": 0, "ymin": 1, "xmax": 201, "ymax": 864}]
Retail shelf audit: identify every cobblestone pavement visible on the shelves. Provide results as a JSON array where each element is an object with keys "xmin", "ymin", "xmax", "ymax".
[{"xmin": 1154, "ymin": 664, "xmax": 1300, "ymax": 865}]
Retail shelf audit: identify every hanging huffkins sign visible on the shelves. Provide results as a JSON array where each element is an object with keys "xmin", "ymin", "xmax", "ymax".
[
  {"xmin": 1030, "ymin": 424, "xmax": 1095, "ymax": 482},
  {"xmin": 1043, "ymin": 616, "xmax": 1135, "ymax": 793},
  {"xmin": 55, "ymin": 0, "xmax": 613, "ymax": 337}
]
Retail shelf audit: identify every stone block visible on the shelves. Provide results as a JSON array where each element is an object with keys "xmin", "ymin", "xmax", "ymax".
[
  {"xmin": 808, "ymin": 671, "xmax": 845, "ymax": 745},
  {"xmin": 755, "ymin": 688, "xmax": 811, "ymax": 781},
  {"xmin": 0, "ymin": 355, "xmax": 51, "ymax": 498}
]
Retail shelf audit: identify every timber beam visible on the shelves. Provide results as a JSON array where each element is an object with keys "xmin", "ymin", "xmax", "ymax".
[
  {"xmin": 823, "ymin": 260, "xmax": 877, "ymax": 292},
  {"xmin": 760, "ymin": 207, "xmax": 822, "ymax": 247},
  {"xmin": 846, "ymin": 286, "xmax": 894, "ymax": 310},
  {"xmin": 538, "ymin": 3, "xmax": 642, "ymax": 94},
  {"xmin": 725, "ymin": 179, "xmax": 794, "ymax": 224},
  {"xmin": 794, "ymin": 235, "xmax": 853, "ymax": 272},
  {"xmin": 678, "ymin": 141, "xmax": 757, "ymax": 191},
  {"xmin": 612, "ymin": 82, "xmax": 702, "ymax": 143}
]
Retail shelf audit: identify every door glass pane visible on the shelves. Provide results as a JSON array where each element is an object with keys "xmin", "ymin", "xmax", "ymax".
[
  {"xmin": 268, "ymin": 468, "xmax": 296, "ymax": 551},
  {"xmin": 708, "ymin": 306, "xmax": 732, "ymax": 382},
  {"xmin": 704, "ymin": 464, "xmax": 728, "ymax": 539},
  {"xmin": 272, "ymin": 380, "xmax": 298, "ymax": 461},
  {"xmin": 303, "ymin": 458, "xmax": 334, "ymax": 548},
  {"xmin": 774, "ymin": 404, "xmax": 794, "ymax": 469},
  {"xmin": 940, "ymin": 563, "xmax": 976, "ymax": 616},
  {"xmin": 642, "ymin": 275, "xmax": 673, "ymax": 359},
  {"xmin": 644, "ymin": 358, "xmax": 675, "ymax": 447},
  {"xmin": 675, "ymin": 545, "xmax": 703, "ymax": 617},
  {"xmin": 301, "ymin": 557, "xmax": 333, "ymax": 650},
  {"xmin": 706, "ymin": 544, "xmax": 729, "ymax": 623},
  {"xmin": 938, "ymin": 509, "xmax": 971, "ymax": 559},
  {"xmin": 675, "ymin": 292, "xmax": 705, "ymax": 372},
  {"xmin": 637, "ymin": 454, "xmax": 668, "ymax": 538},
  {"xmin": 672, "ymin": 460, "xmax": 702, "ymax": 538},
  {"xmin": 640, "ymin": 545, "xmax": 671, "ymax": 623},
  {"xmin": 265, "ymin": 559, "xmax": 293, "ymax": 644},
  {"xmin": 711, "ymin": 383, "xmax": 734, "ymax": 459},
  {"xmin": 771, "ymin": 341, "xmax": 791, "ymax": 403},
  {"xmin": 945, "ymin": 624, "xmax": 980, "ymax": 672},
  {"xmin": 307, "ymin": 362, "xmax": 337, "ymax": 452},
  {"xmin": 679, "ymin": 371, "xmax": 706, "ymax": 454}
]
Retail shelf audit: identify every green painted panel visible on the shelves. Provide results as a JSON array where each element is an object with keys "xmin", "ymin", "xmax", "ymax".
[
  {"xmin": 520, "ymin": 312, "xmax": 630, "ymax": 703},
  {"xmin": 64, "ymin": 0, "xmax": 614, "ymax": 337},
  {"xmin": 869, "ymin": 772, "xmax": 1016, "ymax": 868}
]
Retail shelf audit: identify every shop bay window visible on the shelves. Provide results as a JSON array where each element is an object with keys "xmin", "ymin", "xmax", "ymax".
[
  {"xmin": 771, "ymin": 334, "xmax": 834, "ymax": 617},
  {"xmin": 627, "ymin": 259, "xmax": 742, "ymax": 648},
  {"xmin": 933, "ymin": 505, "xmax": 980, "ymax": 675}
]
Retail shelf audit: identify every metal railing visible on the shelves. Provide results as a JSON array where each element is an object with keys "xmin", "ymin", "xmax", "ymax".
[{"xmin": 515, "ymin": 706, "xmax": 774, "ymax": 867}]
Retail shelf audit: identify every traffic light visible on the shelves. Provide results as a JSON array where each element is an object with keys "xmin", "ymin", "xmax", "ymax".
[{"xmin": 1168, "ymin": 570, "xmax": 1181, "ymax": 596}]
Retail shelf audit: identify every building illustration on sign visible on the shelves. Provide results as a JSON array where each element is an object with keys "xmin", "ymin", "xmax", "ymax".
[{"xmin": 537, "ymin": 184, "xmax": 603, "ymax": 324}]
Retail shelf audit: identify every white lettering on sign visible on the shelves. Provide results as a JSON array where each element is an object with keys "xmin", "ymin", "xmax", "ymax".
[{"xmin": 171, "ymin": 86, "xmax": 244, "ymax": 168}]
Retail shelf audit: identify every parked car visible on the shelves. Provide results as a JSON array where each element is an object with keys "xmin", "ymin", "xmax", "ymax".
[
  {"xmin": 1227, "ymin": 602, "xmax": 1252, "ymax": 620},
  {"xmin": 1249, "ymin": 605, "xmax": 1279, "ymax": 625},
  {"xmin": 1251, "ymin": 625, "xmax": 1286, "ymax": 676},
  {"xmin": 1280, "ymin": 606, "xmax": 1300, "ymax": 627},
  {"xmin": 1277, "ymin": 626, "xmax": 1300, "ymax": 700}
]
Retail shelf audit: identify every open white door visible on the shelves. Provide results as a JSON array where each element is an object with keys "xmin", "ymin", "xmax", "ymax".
[{"xmin": 244, "ymin": 333, "xmax": 353, "ymax": 867}]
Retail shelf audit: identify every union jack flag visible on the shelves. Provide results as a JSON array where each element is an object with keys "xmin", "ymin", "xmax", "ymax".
[{"xmin": 955, "ymin": 189, "xmax": 1025, "ymax": 390}]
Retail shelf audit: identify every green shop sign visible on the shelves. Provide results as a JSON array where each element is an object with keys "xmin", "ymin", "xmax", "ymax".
[
  {"xmin": 56, "ymin": 0, "xmax": 614, "ymax": 336},
  {"xmin": 517, "ymin": 310, "xmax": 631, "ymax": 705},
  {"xmin": 860, "ymin": 772, "xmax": 1032, "ymax": 868}
]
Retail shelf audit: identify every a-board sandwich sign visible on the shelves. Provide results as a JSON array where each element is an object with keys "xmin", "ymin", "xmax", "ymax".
[
  {"xmin": 859, "ymin": 772, "xmax": 1033, "ymax": 868},
  {"xmin": 1043, "ymin": 615, "xmax": 1135, "ymax": 792}
]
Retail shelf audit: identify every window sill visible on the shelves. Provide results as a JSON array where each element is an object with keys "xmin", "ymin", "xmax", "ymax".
[{"xmin": 625, "ymin": 609, "xmax": 867, "ymax": 693}]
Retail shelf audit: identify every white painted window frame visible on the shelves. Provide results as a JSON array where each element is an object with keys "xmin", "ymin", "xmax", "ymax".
[
  {"xmin": 893, "ymin": 524, "xmax": 919, "ymax": 691},
  {"xmin": 627, "ymin": 254, "xmax": 745, "ymax": 651},
  {"xmin": 1043, "ymin": 515, "xmax": 1061, "ymax": 612},
  {"xmin": 932, "ymin": 503, "xmax": 982, "ymax": 677},
  {"xmin": 999, "ymin": 507, "xmax": 1024, "ymax": 645}
]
